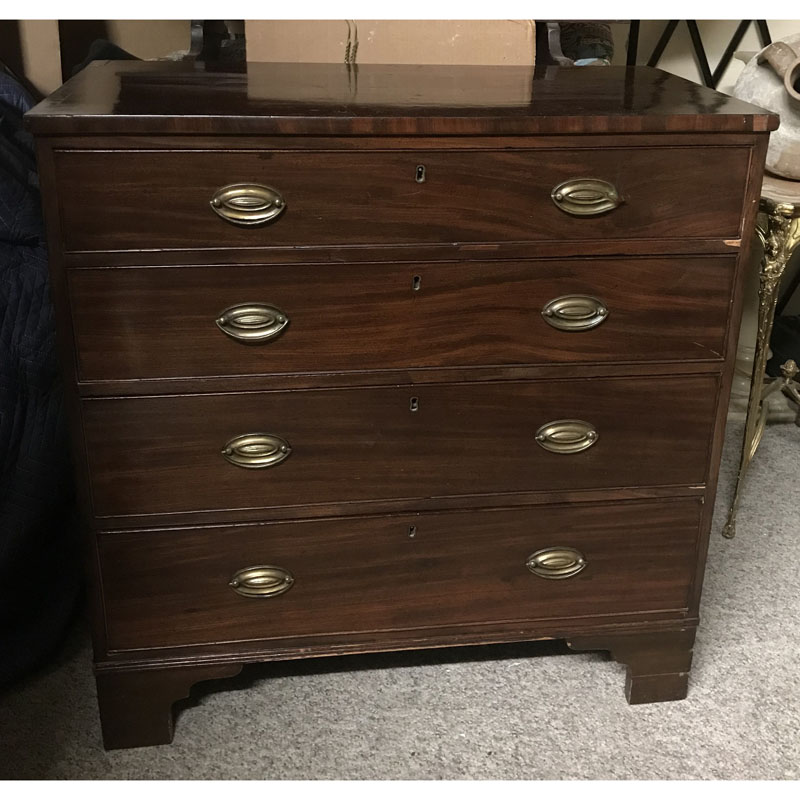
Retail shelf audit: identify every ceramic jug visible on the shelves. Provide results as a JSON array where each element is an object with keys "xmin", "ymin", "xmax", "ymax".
[{"xmin": 734, "ymin": 33, "xmax": 800, "ymax": 179}]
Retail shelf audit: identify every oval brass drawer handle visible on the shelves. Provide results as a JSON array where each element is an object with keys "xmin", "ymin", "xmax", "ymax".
[
  {"xmin": 527, "ymin": 547, "xmax": 587, "ymax": 580},
  {"xmin": 216, "ymin": 303, "xmax": 289, "ymax": 344},
  {"xmin": 551, "ymin": 178, "xmax": 621, "ymax": 216},
  {"xmin": 222, "ymin": 433, "xmax": 291, "ymax": 469},
  {"xmin": 542, "ymin": 295, "xmax": 608, "ymax": 332},
  {"xmin": 535, "ymin": 419, "xmax": 598, "ymax": 454},
  {"xmin": 210, "ymin": 183, "xmax": 286, "ymax": 226},
  {"xmin": 229, "ymin": 565, "xmax": 294, "ymax": 598}
]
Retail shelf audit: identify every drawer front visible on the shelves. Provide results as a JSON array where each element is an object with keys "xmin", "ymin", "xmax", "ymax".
[
  {"xmin": 54, "ymin": 147, "xmax": 750, "ymax": 252},
  {"xmin": 83, "ymin": 376, "xmax": 717, "ymax": 519},
  {"xmin": 99, "ymin": 498, "xmax": 702, "ymax": 652},
  {"xmin": 70, "ymin": 257, "xmax": 734, "ymax": 382}
]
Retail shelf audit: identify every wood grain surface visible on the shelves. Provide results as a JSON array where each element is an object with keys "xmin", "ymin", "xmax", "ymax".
[
  {"xmin": 54, "ymin": 146, "xmax": 750, "ymax": 252},
  {"xmin": 25, "ymin": 62, "xmax": 778, "ymax": 136},
  {"xmin": 98, "ymin": 498, "xmax": 702, "ymax": 652},
  {"xmin": 82, "ymin": 376, "xmax": 718, "ymax": 520},
  {"xmin": 68, "ymin": 256, "xmax": 735, "ymax": 382}
]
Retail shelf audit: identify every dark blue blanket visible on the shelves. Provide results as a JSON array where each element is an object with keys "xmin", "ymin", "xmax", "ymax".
[{"xmin": 0, "ymin": 72, "xmax": 79, "ymax": 685}]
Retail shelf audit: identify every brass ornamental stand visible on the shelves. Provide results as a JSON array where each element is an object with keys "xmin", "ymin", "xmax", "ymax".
[{"xmin": 724, "ymin": 175, "xmax": 800, "ymax": 538}]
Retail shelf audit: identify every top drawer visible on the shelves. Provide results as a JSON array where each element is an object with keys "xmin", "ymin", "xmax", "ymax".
[{"xmin": 53, "ymin": 147, "xmax": 750, "ymax": 253}]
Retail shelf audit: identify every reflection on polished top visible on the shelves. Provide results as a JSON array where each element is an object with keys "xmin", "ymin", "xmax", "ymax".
[{"xmin": 25, "ymin": 60, "xmax": 778, "ymax": 136}]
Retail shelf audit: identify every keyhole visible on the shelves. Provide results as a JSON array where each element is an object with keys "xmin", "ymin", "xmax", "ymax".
[
  {"xmin": 409, "ymin": 397, "xmax": 419, "ymax": 412},
  {"xmin": 412, "ymin": 275, "xmax": 422, "ymax": 291},
  {"xmin": 415, "ymin": 164, "xmax": 426, "ymax": 183},
  {"xmin": 408, "ymin": 525, "xmax": 417, "ymax": 538}
]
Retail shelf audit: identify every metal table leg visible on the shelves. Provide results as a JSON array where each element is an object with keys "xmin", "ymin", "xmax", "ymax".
[{"xmin": 724, "ymin": 201, "xmax": 800, "ymax": 538}]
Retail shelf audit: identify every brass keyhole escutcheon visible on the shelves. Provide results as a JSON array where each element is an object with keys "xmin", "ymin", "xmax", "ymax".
[{"xmin": 415, "ymin": 164, "xmax": 426, "ymax": 183}]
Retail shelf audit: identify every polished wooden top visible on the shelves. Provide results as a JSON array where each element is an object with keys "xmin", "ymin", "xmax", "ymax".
[{"xmin": 26, "ymin": 60, "xmax": 777, "ymax": 136}]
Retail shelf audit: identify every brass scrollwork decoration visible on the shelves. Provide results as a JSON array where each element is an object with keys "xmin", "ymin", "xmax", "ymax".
[{"xmin": 724, "ymin": 198, "xmax": 800, "ymax": 539}]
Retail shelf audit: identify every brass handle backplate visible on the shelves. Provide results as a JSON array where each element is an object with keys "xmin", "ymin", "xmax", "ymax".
[
  {"xmin": 551, "ymin": 178, "xmax": 621, "ymax": 216},
  {"xmin": 222, "ymin": 433, "xmax": 291, "ymax": 469},
  {"xmin": 229, "ymin": 565, "xmax": 294, "ymax": 597},
  {"xmin": 535, "ymin": 419, "xmax": 598, "ymax": 454},
  {"xmin": 526, "ymin": 547, "xmax": 587, "ymax": 580},
  {"xmin": 216, "ymin": 303, "xmax": 289, "ymax": 344},
  {"xmin": 542, "ymin": 295, "xmax": 608, "ymax": 332},
  {"xmin": 210, "ymin": 183, "xmax": 286, "ymax": 226}
]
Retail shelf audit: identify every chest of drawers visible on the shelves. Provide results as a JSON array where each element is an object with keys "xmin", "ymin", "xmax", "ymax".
[{"xmin": 26, "ymin": 61, "xmax": 775, "ymax": 750}]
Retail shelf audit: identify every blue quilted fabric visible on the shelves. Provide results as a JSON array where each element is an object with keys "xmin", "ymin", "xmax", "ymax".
[{"xmin": 0, "ymin": 72, "xmax": 79, "ymax": 685}]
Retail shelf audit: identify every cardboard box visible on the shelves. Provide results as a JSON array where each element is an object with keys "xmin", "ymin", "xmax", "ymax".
[{"xmin": 245, "ymin": 20, "xmax": 536, "ymax": 65}]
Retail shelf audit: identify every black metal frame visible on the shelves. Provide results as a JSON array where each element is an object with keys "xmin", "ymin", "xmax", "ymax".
[{"xmin": 626, "ymin": 20, "xmax": 771, "ymax": 89}]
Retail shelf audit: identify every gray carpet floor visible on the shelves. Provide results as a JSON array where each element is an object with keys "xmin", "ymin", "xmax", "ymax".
[{"xmin": 1, "ymin": 418, "xmax": 798, "ymax": 780}]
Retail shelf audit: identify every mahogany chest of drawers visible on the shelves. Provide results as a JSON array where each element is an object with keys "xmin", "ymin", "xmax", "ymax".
[{"xmin": 26, "ymin": 61, "xmax": 775, "ymax": 749}]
